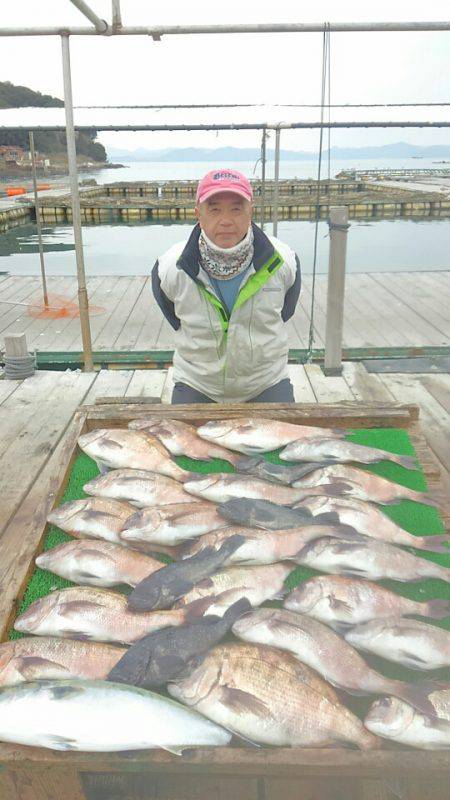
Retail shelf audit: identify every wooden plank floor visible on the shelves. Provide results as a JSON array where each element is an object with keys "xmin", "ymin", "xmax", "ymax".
[
  {"xmin": 0, "ymin": 272, "xmax": 449, "ymax": 351},
  {"xmin": 0, "ymin": 363, "xmax": 448, "ymax": 542}
]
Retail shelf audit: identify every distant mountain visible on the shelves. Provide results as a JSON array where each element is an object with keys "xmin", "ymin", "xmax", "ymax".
[
  {"xmin": 0, "ymin": 81, "xmax": 107, "ymax": 162},
  {"xmin": 107, "ymin": 142, "xmax": 450, "ymax": 162}
]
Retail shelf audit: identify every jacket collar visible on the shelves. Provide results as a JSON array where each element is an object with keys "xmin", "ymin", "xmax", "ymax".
[{"xmin": 176, "ymin": 222, "xmax": 275, "ymax": 279}]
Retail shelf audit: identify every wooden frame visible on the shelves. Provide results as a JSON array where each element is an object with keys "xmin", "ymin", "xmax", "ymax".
[{"xmin": 0, "ymin": 400, "xmax": 449, "ymax": 799}]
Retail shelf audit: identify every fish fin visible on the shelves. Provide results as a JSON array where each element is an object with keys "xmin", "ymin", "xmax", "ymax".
[
  {"xmin": 44, "ymin": 734, "xmax": 78, "ymax": 751},
  {"xmin": 16, "ymin": 656, "xmax": 72, "ymax": 680},
  {"xmin": 314, "ymin": 512, "xmax": 342, "ymax": 525},
  {"xmin": 398, "ymin": 651, "xmax": 429, "ymax": 669},
  {"xmin": 424, "ymin": 600, "xmax": 450, "ymax": 620},
  {"xmin": 227, "ymin": 728, "xmax": 261, "ymax": 748},
  {"xmin": 221, "ymin": 686, "xmax": 269, "ymax": 718},
  {"xmin": 396, "ymin": 455, "xmax": 419, "ymax": 470},
  {"xmin": 61, "ymin": 630, "xmax": 94, "ymax": 641},
  {"xmin": 222, "ymin": 597, "xmax": 253, "ymax": 624},
  {"xmin": 162, "ymin": 745, "xmax": 186, "ymax": 756},
  {"xmin": 329, "ymin": 597, "xmax": 353, "ymax": 615},
  {"xmin": 394, "ymin": 682, "xmax": 443, "ymax": 718},
  {"xmin": 319, "ymin": 481, "xmax": 356, "ymax": 497},
  {"xmin": 96, "ymin": 461, "xmax": 110, "ymax": 475},
  {"xmin": 49, "ymin": 684, "xmax": 84, "ymax": 700},
  {"xmin": 183, "ymin": 596, "xmax": 221, "ymax": 621}
]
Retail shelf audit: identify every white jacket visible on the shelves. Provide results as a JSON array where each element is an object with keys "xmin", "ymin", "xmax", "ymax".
[{"xmin": 152, "ymin": 222, "xmax": 301, "ymax": 402}]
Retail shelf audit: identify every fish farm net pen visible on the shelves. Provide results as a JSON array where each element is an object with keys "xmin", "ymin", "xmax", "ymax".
[{"xmin": 9, "ymin": 426, "xmax": 449, "ymax": 685}]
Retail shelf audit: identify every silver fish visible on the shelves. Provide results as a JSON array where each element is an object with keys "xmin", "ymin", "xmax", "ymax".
[
  {"xmin": 0, "ymin": 637, "xmax": 126, "ymax": 687},
  {"xmin": 129, "ymin": 418, "xmax": 242, "ymax": 465},
  {"xmin": 14, "ymin": 586, "xmax": 211, "ymax": 645},
  {"xmin": 174, "ymin": 563, "xmax": 293, "ymax": 616},
  {"xmin": 294, "ymin": 495, "xmax": 449, "ymax": 553},
  {"xmin": 84, "ymin": 469, "xmax": 201, "ymax": 508},
  {"xmin": 345, "ymin": 617, "xmax": 450, "ymax": 671},
  {"xmin": 365, "ymin": 692, "xmax": 450, "ymax": 750},
  {"xmin": 169, "ymin": 643, "xmax": 378, "ymax": 749},
  {"xmin": 182, "ymin": 524, "xmax": 362, "ymax": 565},
  {"xmin": 295, "ymin": 536, "xmax": 450, "ymax": 583},
  {"xmin": 291, "ymin": 464, "xmax": 439, "ymax": 507},
  {"xmin": 285, "ymin": 575, "xmax": 450, "ymax": 633},
  {"xmin": 232, "ymin": 608, "xmax": 437, "ymax": 715},
  {"xmin": 47, "ymin": 497, "xmax": 135, "ymax": 544},
  {"xmin": 78, "ymin": 429, "xmax": 191, "ymax": 481},
  {"xmin": 280, "ymin": 436, "xmax": 417, "ymax": 470},
  {"xmin": 121, "ymin": 502, "xmax": 226, "ymax": 546},
  {"xmin": 184, "ymin": 474, "xmax": 305, "ymax": 505},
  {"xmin": 36, "ymin": 540, "xmax": 164, "ymax": 588},
  {"xmin": 0, "ymin": 679, "xmax": 231, "ymax": 753},
  {"xmin": 196, "ymin": 417, "xmax": 346, "ymax": 454}
]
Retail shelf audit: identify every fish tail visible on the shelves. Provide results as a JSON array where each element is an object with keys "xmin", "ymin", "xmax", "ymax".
[
  {"xmin": 417, "ymin": 534, "xmax": 450, "ymax": 554},
  {"xmin": 222, "ymin": 597, "xmax": 252, "ymax": 624},
  {"xmin": 178, "ymin": 470, "xmax": 202, "ymax": 484},
  {"xmin": 233, "ymin": 455, "xmax": 263, "ymax": 471},
  {"xmin": 411, "ymin": 490, "xmax": 445, "ymax": 509},
  {"xmin": 393, "ymin": 680, "xmax": 441, "ymax": 718},
  {"xmin": 395, "ymin": 454, "xmax": 419, "ymax": 470},
  {"xmin": 424, "ymin": 599, "xmax": 450, "ymax": 620}
]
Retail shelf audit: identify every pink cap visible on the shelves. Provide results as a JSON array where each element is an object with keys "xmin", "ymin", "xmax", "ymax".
[{"xmin": 196, "ymin": 169, "xmax": 253, "ymax": 205}]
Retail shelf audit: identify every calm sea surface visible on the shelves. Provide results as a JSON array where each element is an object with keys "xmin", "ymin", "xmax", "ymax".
[{"xmin": 1, "ymin": 158, "xmax": 449, "ymax": 276}]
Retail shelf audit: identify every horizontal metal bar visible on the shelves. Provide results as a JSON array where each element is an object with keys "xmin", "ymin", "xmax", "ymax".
[
  {"xmin": 69, "ymin": 0, "xmax": 108, "ymax": 33},
  {"xmin": 9, "ymin": 345, "xmax": 449, "ymax": 371},
  {"xmin": 1, "ymin": 21, "xmax": 450, "ymax": 36},
  {"xmin": 1, "ymin": 122, "xmax": 449, "ymax": 132}
]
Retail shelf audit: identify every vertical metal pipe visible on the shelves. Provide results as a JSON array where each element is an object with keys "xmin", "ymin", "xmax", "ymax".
[
  {"xmin": 323, "ymin": 206, "xmax": 350, "ymax": 375},
  {"xmin": 272, "ymin": 127, "xmax": 281, "ymax": 236},
  {"xmin": 29, "ymin": 131, "xmax": 49, "ymax": 307},
  {"xmin": 112, "ymin": 0, "xmax": 122, "ymax": 30},
  {"xmin": 260, "ymin": 129, "xmax": 267, "ymax": 230},
  {"xmin": 61, "ymin": 33, "xmax": 94, "ymax": 371}
]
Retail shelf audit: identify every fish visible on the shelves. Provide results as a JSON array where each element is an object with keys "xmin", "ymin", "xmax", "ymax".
[
  {"xmin": 84, "ymin": 469, "xmax": 201, "ymax": 508},
  {"xmin": 129, "ymin": 418, "xmax": 243, "ymax": 466},
  {"xmin": 284, "ymin": 575, "xmax": 450, "ymax": 634},
  {"xmin": 0, "ymin": 637, "xmax": 126, "ymax": 687},
  {"xmin": 232, "ymin": 608, "xmax": 437, "ymax": 715},
  {"xmin": 174, "ymin": 563, "xmax": 293, "ymax": 616},
  {"xmin": 184, "ymin": 474, "xmax": 306, "ymax": 506},
  {"xmin": 182, "ymin": 524, "xmax": 363, "ymax": 565},
  {"xmin": 219, "ymin": 498, "xmax": 315, "ymax": 529},
  {"xmin": 365, "ymin": 692, "xmax": 450, "ymax": 750},
  {"xmin": 47, "ymin": 497, "xmax": 135, "ymax": 544},
  {"xmin": 293, "ymin": 495, "xmax": 450, "ymax": 553},
  {"xmin": 128, "ymin": 535, "xmax": 247, "ymax": 611},
  {"xmin": 78, "ymin": 429, "xmax": 191, "ymax": 482},
  {"xmin": 168, "ymin": 643, "xmax": 378, "ymax": 749},
  {"xmin": 14, "ymin": 586, "xmax": 212, "ymax": 645},
  {"xmin": 0, "ymin": 679, "xmax": 231, "ymax": 753},
  {"xmin": 234, "ymin": 458, "xmax": 329, "ymax": 485},
  {"xmin": 345, "ymin": 617, "xmax": 450, "ymax": 671},
  {"xmin": 120, "ymin": 502, "xmax": 226, "ymax": 546},
  {"xmin": 291, "ymin": 464, "xmax": 439, "ymax": 507},
  {"xmin": 295, "ymin": 536, "xmax": 450, "ymax": 583},
  {"xmin": 35, "ymin": 540, "xmax": 164, "ymax": 588},
  {"xmin": 280, "ymin": 436, "xmax": 418, "ymax": 470},
  {"xmin": 196, "ymin": 417, "xmax": 346, "ymax": 454},
  {"xmin": 108, "ymin": 598, "xmax": 251, "ymax": 689}
]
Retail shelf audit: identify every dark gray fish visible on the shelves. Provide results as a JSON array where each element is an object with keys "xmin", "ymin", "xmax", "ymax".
[
  {"xmin": 235, "ymin": 457, "xmax": 332, "ymax": 485},
  {"xmin": 219, "ymin": 498, "xmax": 315, "ymax": 530},
  {"xmin": 108, "ymin": 598, "xmax": 252, "ymax": 688},
  {"xmin": 128, "ymin": 534, "xmax": 246, "ymax": 612}
]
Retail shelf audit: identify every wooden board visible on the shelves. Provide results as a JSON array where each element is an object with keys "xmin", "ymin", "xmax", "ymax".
[{"xmin": 0, "ymin": 398, "xmax": 448, "ymax": 800}]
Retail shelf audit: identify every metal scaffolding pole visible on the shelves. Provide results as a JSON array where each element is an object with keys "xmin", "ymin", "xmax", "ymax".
[
  {"xmin": 1, "ymin": 21, "xmax": 450, "ymax": 36},
  {"xmin": 272, "ymin": 128, "xmax": 281, "ymax": 237},
  {"xmin": 4, "ymin": 121, "xmax": 449, "ymax": 132},
  {"xmin": 61, "ymin": 33, "xmax": 94, "ymax": 372},
  {"xmin": 260, "ymin": 130, "xmax": 267, "ymax": 230},
  {"xmin": 69, "ymin": 0, "xmax": 108, "ymax": 33},
  {"xmin": 111, "ymin": 0, "xmax": 122, "ymax": 31},
  {"xmin": 29, "ymin": 132, "xmax": 49, "ymax": 308}
]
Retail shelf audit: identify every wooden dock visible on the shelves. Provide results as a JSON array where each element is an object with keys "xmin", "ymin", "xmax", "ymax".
[{"xmin": 1, "ymin": 271, "xmax": 449, "ymax": 354}]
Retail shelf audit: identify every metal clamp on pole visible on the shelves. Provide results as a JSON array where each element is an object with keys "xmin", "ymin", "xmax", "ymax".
[{"xmin": 323, "ymin": 206, "xmax": 350, "ymax": 376}]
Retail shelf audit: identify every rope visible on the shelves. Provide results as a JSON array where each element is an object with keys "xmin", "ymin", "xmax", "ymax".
[
  {"xmin": 3, "ymin": 354, "xmax": 35, "ymax": 380},
  {"xmin": 306, "ymin": 23, "xmax": 331, "ymax": 362}
]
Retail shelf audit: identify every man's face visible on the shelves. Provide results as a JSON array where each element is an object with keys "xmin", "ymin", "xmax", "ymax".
[{"xmin": 196, "ymin": 192, "xmax": 253, "ymax": 248}]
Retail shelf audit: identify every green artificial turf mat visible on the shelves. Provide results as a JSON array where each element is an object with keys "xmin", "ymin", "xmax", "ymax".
[{"xmin": 9, "ymin": 424, "xmax": 449, "ymax": 689}]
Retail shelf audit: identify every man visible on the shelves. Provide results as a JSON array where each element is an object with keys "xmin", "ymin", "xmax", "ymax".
[{"xmin": 152, "ymin": 168, "xmax": 301, "ymax": 404}]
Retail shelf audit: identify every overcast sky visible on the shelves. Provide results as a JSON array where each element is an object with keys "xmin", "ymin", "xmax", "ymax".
[{"xmin": 1, "ymin": 1, "xmax": 449, "ymax": 153}]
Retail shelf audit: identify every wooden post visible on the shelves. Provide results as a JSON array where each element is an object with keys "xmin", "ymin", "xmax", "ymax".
[
  {"xmin": 4, "ymin": 334, "xmax": 29, "ymax": 358},
  {"xmin": 323, "ymin": 206, "xmax": 349, "ymax": 376}
]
